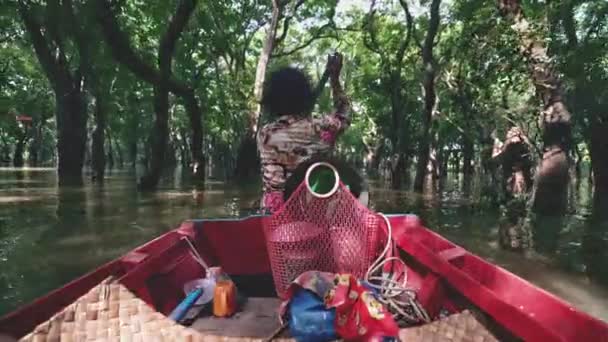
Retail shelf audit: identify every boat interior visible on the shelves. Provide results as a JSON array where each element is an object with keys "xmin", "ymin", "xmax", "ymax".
[{"xmin": 1, "ymin": 215, "xmax": 606, "ymax": 341}]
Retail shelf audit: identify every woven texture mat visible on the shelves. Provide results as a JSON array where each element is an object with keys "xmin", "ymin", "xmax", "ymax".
[
  {"xmin": 399, "ymin": 310, "xmax": 499, "ymax": 342},
  {"xmin": 20, "ymin": 277, "xmax": 497, "ymax": 342},
  {"xmin": 20, "ymin": 278, "xmax": 292, "ymax": 342}
]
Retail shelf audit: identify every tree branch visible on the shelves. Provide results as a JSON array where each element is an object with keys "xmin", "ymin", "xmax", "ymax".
[
  {"xmin": 159, "ymin": 0, "xmax": 197, "ymax": 75},
  {"xmin": 422, "ymin": 0, "xmax": 441, "ymax": 63},
  {"xmin": 399, "ymin": 0, "xmax": 423, "ymax": 50},
  {"xmin": 362, "ymin": 0, "xmax": 383, "ymax": 56},
  {"xmin": 63, "ymin": 0, "xmax": 89, "ymax": 89},
  {"xmin": 271, "ymin": 23, "xmax": 335, "ymax": 57},
  {"xmin": 396, "ymin": 0, "xmax": 414, "ymax": 64},
  {"xmin": 95, "ymin": 0, "xmax": 190, "ymax": 95},
  {"xmin": 560, "ymin": 0, "xmax": 578, "ymax": 48},
  {"xmin": 274, "ymin": 0, "xmax": 306, "ymax": 46},
  {"xmin": 17, "ymin": 2, "xmax": 63, "ymax": 88}
]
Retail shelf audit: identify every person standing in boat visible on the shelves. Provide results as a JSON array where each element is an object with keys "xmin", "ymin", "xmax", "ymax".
[{"xmin": 257, "ymin": 53, "xmax": 351, "ymax": 213}]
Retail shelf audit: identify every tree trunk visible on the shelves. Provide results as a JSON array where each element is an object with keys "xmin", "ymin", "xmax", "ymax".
[
  {"xmin": 96, "ymin": 0, "xmax": 200, "ymax": 188},
  {"xmin": 591, "ymin": 122, "xmax": 608, "ymax": 216},
  {"xmin": 91, "ymin": 93, "xmax": 106, "ymax": 183},
  {"xmin": 499, "ymin": 0, "xmax": 572, "ymax": 217},
  {"xmin": 252, "ymin": 0, "xmax": 281, "ymax": 126},
  {"xmin": 234, "ymin": 0, "xmax": 281, "ymax": 182},
  {"xmin": 462, "ymin": 135, "xmax": 474, "ymax": 187},
  {"xmin": 583, "ymin": 121, "xmax": 608, "ymax": 287},
  {"xmin": 428, "ymin": 132, "xmax": 440, "ymax": 180},
  {"xmin": 388, "ymin": 69, "xmax": 406, "ymax": 189},
  {"xmin": 414, "ymin": 0, "xmax": 441, "ymax": 192},
  {"xmin": 13, "ymin": 129, "xmax": 29, "ymax": 168},
  {"xmin": 106, "ymin": 133, "xmax": 114, "ymax": 170},
  {"xmin": 28, "ymin": 119, "xmax": 47, "ymax": 167},
  {"xmin": 390, "ymin": 153, "xmax": 406, "ymax": 189},
  {"xmin": 19, "ymin": 3, "xmax": 88, "ymax": 186},
  {"xmin": 129, "ymin": 138, "xmax": 137, "ymax": 168},
  {"xmin": 113, "ymin": 135, "xmax": 124, "ymax": 168},
  {"xmin": 139, "ymin": 85, "xmax": 169, "ymax": 190},
  {"xmin": 559, "ymin": 2, "xmax": 606, "ymax": 218},
  {"xmin": 56, "ymin": 90, "xmax": 88, "ymax": 186},
  {"xmin": 181, "ymin": 90, "xmax": 204, "ymax": 182}
]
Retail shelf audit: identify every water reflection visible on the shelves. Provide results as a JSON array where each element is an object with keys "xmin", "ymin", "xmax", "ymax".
[{"xmin": 0, "ymin": 167, "xmax": 607, "ymax": 322}]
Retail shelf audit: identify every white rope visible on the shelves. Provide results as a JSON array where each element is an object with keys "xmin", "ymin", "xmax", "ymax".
[
  {"xmin": 181, "ymin": 236, "xmax": 210, "ymax": 272},
  {"xmin": 365, "ymin": 214, "xmax": 430, "ymax": 324}
]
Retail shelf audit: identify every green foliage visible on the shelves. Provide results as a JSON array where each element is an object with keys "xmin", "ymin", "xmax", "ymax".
[{"xmin": 1, "ymin": 0, "xmax": 605, "ymax": 183}]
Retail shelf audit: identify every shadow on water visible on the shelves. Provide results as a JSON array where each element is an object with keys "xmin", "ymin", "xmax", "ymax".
[{"xmin": 0, "ymin": 167, "xmax": 607, "ymax": 322}]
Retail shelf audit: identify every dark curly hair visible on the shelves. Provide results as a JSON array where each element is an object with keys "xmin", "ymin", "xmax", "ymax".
[{"xmin": 261, "ymin": 67, "xmax": 314, "ymax": 118}]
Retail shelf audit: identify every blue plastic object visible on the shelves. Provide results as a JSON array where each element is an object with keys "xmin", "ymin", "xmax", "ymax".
[
  {"xmin": 287, "ymin": 289, "xmax": 337, "ymax": 342},
  {"xmin": 168, "ymin": 288, "xmax": 204, "ymax": 322}
]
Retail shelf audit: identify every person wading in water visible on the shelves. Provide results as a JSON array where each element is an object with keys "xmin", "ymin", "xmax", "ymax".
[{"xmin": 257, "ymin": 53, "xmax": 351, "ymax": 213}]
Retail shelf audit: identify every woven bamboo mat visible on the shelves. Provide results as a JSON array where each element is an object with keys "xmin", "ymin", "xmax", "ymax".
[
  {"xmin": 19, "ymin": 278, "xmax": 292, "ymax": 342},
  {"xmin": 399, "ymin": 310, "xmax": 499, "ymax": 342},
  {"xmin": 20, "ymin": 277, "xmax": 498, "ymax": 342}
]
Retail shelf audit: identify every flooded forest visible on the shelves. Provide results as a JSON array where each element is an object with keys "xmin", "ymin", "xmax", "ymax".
[{"xmin": 1, "ymin": 0, "xmax": 608, "ymax": 321}]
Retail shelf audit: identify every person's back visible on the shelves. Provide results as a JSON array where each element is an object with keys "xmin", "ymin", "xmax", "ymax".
[{"xmin": 257, "ymin": 53, "xmax": 351, "ymax": 212}]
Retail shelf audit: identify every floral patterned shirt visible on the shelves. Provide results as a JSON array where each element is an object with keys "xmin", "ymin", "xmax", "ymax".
[{"xmin": 257, "ymin": 78, "xmax": 351, "ymax": 205}]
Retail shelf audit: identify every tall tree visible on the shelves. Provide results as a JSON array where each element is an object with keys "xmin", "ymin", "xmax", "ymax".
[
  {"xmin": 96, "ymin": 0, "xmax": 204, "ymax": 189},
  {"xmin": 361, "ymin": 0, "xmax": 414, "ymax": 188},
  {"xmin": 414, "ymin": 0, "xmax": 442, "ymax": 192},
  {"xmin": 555, "ymin": 0, "xmax": 608, "ymax": 216},
  {"xmin": 498, "ymin": 0, "xmax": 572, "ymax": 217},
  {"xmin": 18, "ymin": 1, "xmax": 89, "ymax": 185}
]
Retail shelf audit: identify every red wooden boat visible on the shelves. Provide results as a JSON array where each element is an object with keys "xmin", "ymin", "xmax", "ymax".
[{"xmin": 1, "ymin": 215, "xmax": 607, "ymax": 341}]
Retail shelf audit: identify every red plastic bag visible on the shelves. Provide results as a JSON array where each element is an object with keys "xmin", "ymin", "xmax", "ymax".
[
  {"xmin": 326, "ymin": 274, "xmax": 399, "ymax": 341},
  {"xmin": 281, "ymin": 272, "xmax": 399, "ymax": 342}
]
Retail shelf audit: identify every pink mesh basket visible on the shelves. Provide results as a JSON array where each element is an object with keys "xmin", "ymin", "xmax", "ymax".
[{"xmin": 263, "ymin": 181, "xmax": 384, "ymax": 298}]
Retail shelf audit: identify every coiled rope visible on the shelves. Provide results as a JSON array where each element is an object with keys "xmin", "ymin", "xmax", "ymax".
[{"xmin": 365, "ymin": 214, "xmax": 430, "ymax": 325}]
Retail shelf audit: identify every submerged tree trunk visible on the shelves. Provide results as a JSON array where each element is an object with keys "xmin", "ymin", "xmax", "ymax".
[
  {"xmin": 390, "ymin": 153, "xmax": 407, "ymax": 189},
  {"xmin": 591, "ymin": 122, "xmax": 608, "ymax": 214},
  {"xmin": 13, "ymin": 128, "xmax": 29, "ymax": 167},
  {"xmin": 499, "ymin": 0, "xmax": 572, "ymax": 217},
  {"xmin": 559, "ymin": 1, "xmax": 606, "ymax": 216},
  {"xmin": 56, "ymin": 90, "xmax": 88, "ymax": 186},
  {"xmin": 129, "ymin": 139, "xmax": 137, "ymax": 168},
  {"xmin": 91, "ymin": 93, "xmax": 106, "ymax": 183},
  {"xmin": 19, "ymin": 3, "xmax": 88, "ymax": 186},
  {"xmin": 583, "ymin": 121, "xmax": 608, "ymax": 286},
  {"xmin": 106, "ymin": 132, "xmax": 115, "ymax": 170},
  {"xmin": 414, "ymin": 0, "xmax": 441, "ymax": 192},
  {"xmin": 462, "ymin": 135, "xmax": 474, "ymax": 188},
  {"xmin": 97, "ymin": 0, "xmax": 201, "ymax": 189},
  {"xmin": 181, "ymin": 91, "xmax": 204, "ymax": 182},
  {"xmin": 113, "ymin": 135, "xmax": 124, "ymax": 168},
  {"xmin": 139, "ymin": 85, "xmax": 170, "ymax": 190},
  {"xmin": 28, "ymin": 115, "xmax": 49, "ymax": 167}
]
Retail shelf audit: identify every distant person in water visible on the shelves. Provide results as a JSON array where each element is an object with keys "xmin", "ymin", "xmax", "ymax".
[{"xmin": 257, "ymin": 53, "xmax": 351, "ymax": 213}]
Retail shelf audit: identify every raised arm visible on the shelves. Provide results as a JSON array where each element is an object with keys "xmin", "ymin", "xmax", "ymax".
[{"xmin": 315, "ymin": 53, "xmax": 351, "ymax": 143}]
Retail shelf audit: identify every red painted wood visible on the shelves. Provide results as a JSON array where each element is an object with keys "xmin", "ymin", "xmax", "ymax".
[
  {"xmin": 389, "ymin": 215, "xmax": 608, "ymax": 341},
  {"xmin": 0, "ymin": 215, "xmax": 606, "ymax": 342}
]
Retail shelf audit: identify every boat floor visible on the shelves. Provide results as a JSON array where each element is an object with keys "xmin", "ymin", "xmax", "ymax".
[
  {"xmin": 18, "ymin": 278, "xmax": 499, "ymax": 342},
  {"xmin": 191, "ymin": 298, "xmax": 285, "ymax": 338},
  {"xmin": 190, "ymin": 297, "xmax": 500, "ymax": 342}
]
